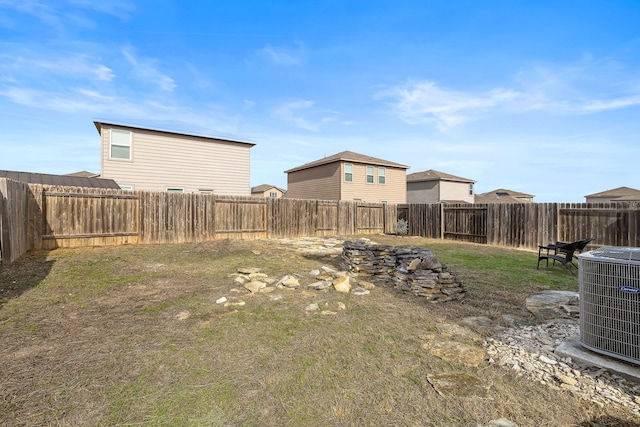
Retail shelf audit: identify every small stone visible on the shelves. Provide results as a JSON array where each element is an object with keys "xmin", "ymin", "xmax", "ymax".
[
  {"xmin": 305, "ymin": 303, "xmax": 319, "ymax": 312},
  {"xmin": 337, "ymin": 302, "xmax": 346, "ymax": 310},
  {"xmin": 176, "ymin": 311, "xmax": 190, "ymax": 320},
  {"xmin": 321, "ymin": 266, "xmax": 337, "ymax": 274},
  {"xmin": 252, "ymin": 250, "xmax": 261, "ymax": 255},
  {"xmin": 359, "ymin": 280, "xmax": 376, "ymax": 289},
  {"xmin": 282, "ymin": 277, "xmax": 300, "ymax": 288},
  {"xmin": 321, "ymin": 310, "xmax": 337, "ymax": 315},
  {"xmin": 308, "ymin": 281, "xmax": 332, "ymax": 290},
  {"xmin": 244, "ymin": 281, "xmax": 266, "ymax": 293},
  {"xmin": 309, "ymin": 269, "xmax": 320, "ymax": 276},
  {"xmin": 260, "ymin": 286, "xmax": 275, "ymax": 293},
  {"xmin": 233, "ymin": 276, "xmax": 246, "ymax": 285},
  {"xmin": 539, "ymin": 355, "xmax": 557, "ymax": 365},
  {"xmin": 351, "ymin": 287, "xmax": 370, "ymax": 296},
  {"xmin": 224, "ymin": 301, "xmax": 246, "ymax": 307},
  {"xmin": 558, "ymin": 374, "xmax": 577, "ymax": 386},
  {"xmin": 238, "ymin": 267, "xmax": 261, "ymax": 274},
  {"xmin": 333, "ymin": 276, "xmax": 351, "ymax": 293},
  {"xmin": 216, "ymin": 297, "xmax": 227, "ymax": 304}
]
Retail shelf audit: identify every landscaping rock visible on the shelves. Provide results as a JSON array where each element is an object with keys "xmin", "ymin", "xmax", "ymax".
[
  {"xmin": 525, "ymin": 290, "xmax": 579, "ymax": 319},
  {"xmin": 333, "ymin": 276, "xmax": 351, "ymax": 293}
]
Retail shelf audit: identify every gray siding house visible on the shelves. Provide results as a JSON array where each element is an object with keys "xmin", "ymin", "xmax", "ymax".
[
  {"xmin": 96, "ymin": 120, "xmax": 255, "ymax": 195},
  {"xmin": 407, "ymin": 170, "xmax": 476, "ymax": 203}
]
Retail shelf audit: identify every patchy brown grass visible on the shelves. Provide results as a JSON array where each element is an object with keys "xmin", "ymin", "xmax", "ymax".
[{"xmin": 0, "ymin": 236, "xmax": 638, "ymax": 427}]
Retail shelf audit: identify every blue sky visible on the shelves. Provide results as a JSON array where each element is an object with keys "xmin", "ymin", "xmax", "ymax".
[{"xmin": 1, "ymin": 1, "xmax": 639, "ymax": 202}]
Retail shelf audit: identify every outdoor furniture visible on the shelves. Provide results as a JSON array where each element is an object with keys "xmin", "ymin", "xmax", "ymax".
[{"xmin": 537, "ymin": 237, "xmax": 594, "ymax": 274}]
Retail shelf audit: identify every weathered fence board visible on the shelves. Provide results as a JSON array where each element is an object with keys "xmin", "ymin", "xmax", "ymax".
[{"xmin": 0, "ymin": 179, "xmax": 30, "ymax": 264}]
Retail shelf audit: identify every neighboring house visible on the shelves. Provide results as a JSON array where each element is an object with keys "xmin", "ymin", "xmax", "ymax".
[
  {"xmin": 0, "ymin": 169, "xmax": 119, "ymax": 189},
  {"xmin": 95, "ymin": 120, "xmax": 255, "ymax": 194},
  {"xmin": 585, "ymin": 186, "xmax": 640, "ymax": 203},
  {"xmin": 476, "ymin": 188, "xmax": 534, "ymax": 203},
  {"xmin": 251, "ymin": 184, "xmax": 285, "ymax": 198},
  {"xmin": 406, "ymin": 169, "xmax": 476, "ymax": 204},
  {"xmin": 284, "ymin": 150, "xmax": 409, "ymax": 203}
]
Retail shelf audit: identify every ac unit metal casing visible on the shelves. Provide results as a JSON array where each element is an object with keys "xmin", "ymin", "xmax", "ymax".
[{"xmin": 578, "ymin": 247, "xmax": 640, "ymax": 365}]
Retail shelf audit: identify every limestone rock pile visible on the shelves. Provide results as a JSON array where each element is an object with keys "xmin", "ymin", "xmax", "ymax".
[{"xmin": 340, "ymin": 240, "xmax": 466, "ymax": 302}]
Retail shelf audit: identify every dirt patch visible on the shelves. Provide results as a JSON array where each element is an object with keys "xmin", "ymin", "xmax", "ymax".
[{"xmin": 1, "ymin": 237, "xmax": 639, "ymax": 426}]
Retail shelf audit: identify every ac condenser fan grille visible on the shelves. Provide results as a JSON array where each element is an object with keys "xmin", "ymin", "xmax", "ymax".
[{"xmin": 579, "ymin": 247, "xmax": 640, "ymax": 365}]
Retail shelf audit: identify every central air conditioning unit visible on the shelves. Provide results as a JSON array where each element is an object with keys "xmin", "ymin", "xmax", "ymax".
[{"xmin": 578, "ymin": 247, "xmax": 640, "ymax": 365}]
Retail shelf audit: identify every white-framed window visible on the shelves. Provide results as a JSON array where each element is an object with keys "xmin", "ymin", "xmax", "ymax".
[
  {"xmin": 381, "ymin": 200, "xmax": 388, "ymax": 205},
  {"xmin": 469, "ymin": 183, "xmax": 474, "ymax": 195},
  {"xmin": 378, "ymin": 167, "xmax": 386, "ymax": 184},
  {"xmin": 366, "ymin": 166, "xmax": 374, "ymax": 184},
  {"xmin": 269, "ymin": 192, "xmax": 278, "ymax": 198},
  {"xmin": 166, "ymin": 187, "xmax": 184, "ymax": 193},
  {"xmin": 344, "ymin": 163, "xmax": 353, "ymax": 182},
  {"xmin": 199, "ymin": 189, "xmax": 214, "ymax": 195},
  {"xmin": 119, "ymin": 185, "xmax": 133, "ymax": 191},
  {"xmin": 110, "ymin": 129, "xmax": 132, "ymax": 160}
]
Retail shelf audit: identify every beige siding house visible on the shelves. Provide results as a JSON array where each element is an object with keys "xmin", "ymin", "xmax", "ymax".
[
  {"xmin": 585, "ymin": 186, "xmax": 640, "ymax": 203},
  {"xmin": 284, "ymin": 151, "xmax": 409, "ymax": 203},
  {"xmin": 476, "ymin": 188, "xmax": 534, "ymax": 203},
  {"xmin": 407, "ymin": 170, "xmax": 476, "ymax": 203},
  {"xmin": 96, "ymin": 120, "xmax": 255, "ymax": 194},
  {"xmin": 251, "ymin": 184, "xmax": 285, "ymax": 198}
]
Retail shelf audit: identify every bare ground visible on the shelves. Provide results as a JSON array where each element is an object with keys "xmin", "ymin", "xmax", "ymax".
[{"xmin": 1, "ymin": 236, "xmax": 639, "ymax": 427}]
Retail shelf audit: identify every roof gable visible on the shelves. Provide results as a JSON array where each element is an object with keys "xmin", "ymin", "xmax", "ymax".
[
  {"xmin": 251, "ymin": 184, "xmax": 285, "ymax": 193},
  {"xmin": 284, "ymin": 150, "xmax": 409, "ymax": 173},
  {"xmin": 407, "ymin": 169, "xmax": 475, "ymax": 183},
  {"xmin": 481, "ymin": 188, "xmax": 534, "ymax": 198},
  {"xmin": 94, "ymin": 119, "xmax": 256, "ymax": 147},
  {"xmin": 585, "ymin": 186, "xmax": 640, "ymax": 198}
]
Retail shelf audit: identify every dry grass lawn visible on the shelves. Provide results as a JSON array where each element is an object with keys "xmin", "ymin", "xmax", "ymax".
[{"xmin": 1, "ymin": 235, "xmax": 639, "ymax": 426}]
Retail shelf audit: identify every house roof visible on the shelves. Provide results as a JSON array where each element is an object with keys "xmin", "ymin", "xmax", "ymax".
[
  {"xmin": 251, "ymin": 184, "xmax": 285, "ymax": 193},
  {"xmin": 475, "ymin": 194, "xmax": 526, "ymax": 204},
  {"xmin": 406, "ymin": 169, "xmax": 475, "ymax": 183},
  {"xmin": 65, "ymin": 170, "xmax": 99, "ymax": 178},
  {"xmin": 481, "ymin": 188, "xmax": 534, "ymax": 198},
  {"xmin": 93, "ymin": 119, "xmax": 256, "ymax": 147},
  {"xmin": 0, "ymin": 169, "xmax": 120, "ymax": 189},
  {"xmin": 284, "ymin": 150, "xmax": 409, "ymax": 173},
  {"xmin": 585, "ymin": 186, "xmax": 640, "ymax": 199}
]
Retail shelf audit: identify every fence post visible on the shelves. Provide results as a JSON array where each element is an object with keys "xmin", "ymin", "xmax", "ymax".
[
  {"xmin": 440, "ymin": 203, "xmax": 445, "ymax": 239},
  {"xmin": 0, "ymin": 179, "xmax": 11, "ymax": 264}
]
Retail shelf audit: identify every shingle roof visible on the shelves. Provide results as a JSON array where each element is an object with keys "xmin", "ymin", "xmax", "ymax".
[
  {"xmin": 93, "ymin": 119, "xmax": 256, "ymax": 147},
  {"xmin": 481, "ymin": 188, "xmax": 534, "ymax": 198},
  {"xmin": 284, "ymin": 150, "xmax": 409, "ymax": 173},
  {"xmin": 475, "ymin": 194, "xmax": 526, "ymax": 203},
  {"xmin": 406, "ymin": 169, "xmax": 475, "ymax": 183},
  {"xmin": 251, "ymin": 184, "xmax": 285, "ymax": 193},
  {"xmin": 585, "ymin": 186, "xmax": 640, "ymax": 198},
  {"xmin": 0, "ymin": 169, "xmax": 120, "ymax": 189}
]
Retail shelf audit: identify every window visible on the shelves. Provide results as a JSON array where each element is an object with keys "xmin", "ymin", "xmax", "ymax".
[
  {"xmin": 366, "ymin": 166, "xmax": 374, "ymax": 184},
  {"xmin": 110, "ymin": 129, "xmax": 131, "ymax": 160},
  {"xmin": 199, "ymin": 189, "xmax": 213, "ymax": 195},
  {"xmin": 469, "ymin": 183, "xmax": 474, "ymax": 196},
  {"xmin": 166, "ymin": 188, "xmax": 184, "ymax": 193},
  {"xmin": 378, "ymin": 167, "xmax": 386, "ymax": 184},
  {"xmin": 344, "ymin": 163, "xmax": 353, "ymax": 182},
  {"xmin": 119, "ymin": 185, "xmax": 133, "ymax": 191},
  {"xmin": 380, "ymin": 200, "xmax": 388, "ymax": 205},
  {"xmin": 269, "ymin": 192, "xmax": 278, "ymax": 198}
]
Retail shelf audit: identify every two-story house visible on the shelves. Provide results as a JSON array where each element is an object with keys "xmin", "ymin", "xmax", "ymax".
[
  {"xmin": 95, "ymin": 120, "xmax": 255, "ymax": 195},
  {"xmin": 406, "ymin": 169, "xmax": 476, "ymax": 203},
  {"xmin": 284, "ymin": 151, "xmax": 409, "ymax": 203}
]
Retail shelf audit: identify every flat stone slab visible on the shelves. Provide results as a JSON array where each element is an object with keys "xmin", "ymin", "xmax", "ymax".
[{"xmin": 426, "ymin": 373, "xmax": 488, "ymax": 398}]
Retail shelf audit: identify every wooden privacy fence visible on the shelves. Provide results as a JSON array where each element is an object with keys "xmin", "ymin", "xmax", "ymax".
[
  {"xmin": 399, "ymin": 202, "xmax": 640, "ymax": 250},
  {"xmin": 2, "ymin": 178, "xmax": 640, "ymax": 265},
  {"xmin": 0, "ymin": 181, "xmax": 398, "ymax": 263}
]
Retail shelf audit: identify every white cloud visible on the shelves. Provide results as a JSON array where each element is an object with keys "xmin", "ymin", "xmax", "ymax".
[
  {"xmin": 271, "ymin": 99, "xmax": 339, "ymax": 131},
  {"xmin": 122, "ymin": 49, "xmax": 176, "ymax": 92},
  {"xmin": 378, "ymin": 80, "xmax": 521, "ymax": 130},
  {"xmin": 260, "ymin": 44, "xmax": 305, "ymax": 66}
]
